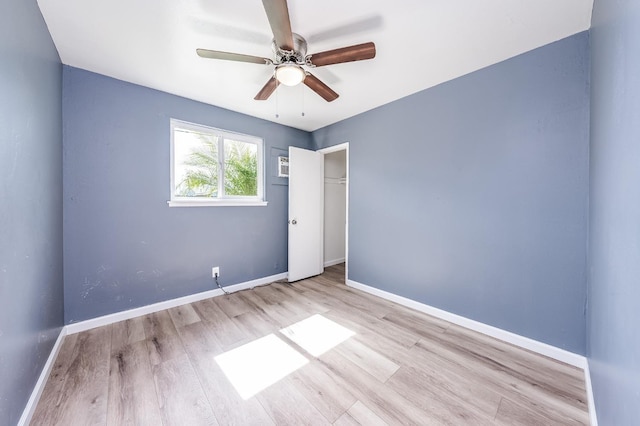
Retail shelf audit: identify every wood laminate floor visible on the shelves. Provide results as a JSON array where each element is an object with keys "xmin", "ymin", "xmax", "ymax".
[{"xmin": 31, "ymin": 264, "xmax": 589, "ymax": 425}]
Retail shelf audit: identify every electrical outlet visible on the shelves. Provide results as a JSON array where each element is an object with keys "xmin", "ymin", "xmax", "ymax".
[{"xmin": 211, "ymin": 267, "xmax": 220, "ymax": 278}]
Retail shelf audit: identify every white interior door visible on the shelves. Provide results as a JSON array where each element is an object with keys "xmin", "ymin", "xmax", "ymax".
[{"xmin": 288, "ymin": 146, "xmax": 324, "ymax": 282}]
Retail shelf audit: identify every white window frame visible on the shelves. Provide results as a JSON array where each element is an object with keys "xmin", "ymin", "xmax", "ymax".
[{"xmin": 168, "ymin": 119, "xmax": 267, "ymax": 207}]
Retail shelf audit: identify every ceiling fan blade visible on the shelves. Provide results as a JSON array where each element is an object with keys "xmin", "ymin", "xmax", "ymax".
[
  {"xmin": 262, "ymin": 0, "xmax": 294, "ymax": 50},
  {"xmin": 196, "ymin": 49, "xmax": 272, "ymax": 65},
  {"xmin": 307, "ymin": 42, "xmax": 376, "ymax": 67},
  {"xmin": 254, "ymin": 76, "xmax": 279, "ymax": 100},
  {"xmin": 304, "ymin": 73, "xmax": 339, "ymax": 102}
]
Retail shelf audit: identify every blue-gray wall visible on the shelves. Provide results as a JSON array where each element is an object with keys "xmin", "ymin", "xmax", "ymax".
[
  {"xmin": 62, "ymin": 67, "xmax": 312, "ymax": 323},
  {"xmin": 588, "ymin": 0, "xmax": 640, "ymax": 423},
  {"xmin": 313, "ymin": 32, "xmax": 590, "ymax": 354},
  {"xmin": 0, "ymin": 0, "xmax": 64, "ymax": 423}
]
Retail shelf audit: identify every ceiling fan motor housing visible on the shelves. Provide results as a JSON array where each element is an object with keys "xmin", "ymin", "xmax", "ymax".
[{"xmin": 272, "ymin": 33, "xmax": 307, "ymax": 65}]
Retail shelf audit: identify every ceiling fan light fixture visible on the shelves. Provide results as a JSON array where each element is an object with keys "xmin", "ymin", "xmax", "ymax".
[{"xmin": 275, "ymin": 63, "xmax": 306, "ymax": 86}]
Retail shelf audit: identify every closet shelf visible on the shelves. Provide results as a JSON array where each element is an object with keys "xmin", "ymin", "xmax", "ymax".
[{"xmin": 324, "ymin": 177, "xmax": 347, "ymax": 185}]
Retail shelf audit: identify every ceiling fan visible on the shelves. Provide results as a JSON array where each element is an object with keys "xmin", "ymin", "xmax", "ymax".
[{"xmin": 196, "ymin": 0, "xmax": 376, "ymax": 102}]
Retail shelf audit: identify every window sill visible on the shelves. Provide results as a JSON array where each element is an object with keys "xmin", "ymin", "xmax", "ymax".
[{"xmin": 167, "ymin": 200, "xmax": 268, "ymax": 207}]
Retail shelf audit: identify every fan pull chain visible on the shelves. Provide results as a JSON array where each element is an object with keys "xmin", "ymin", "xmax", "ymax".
[
  {"xmin": 275, "ymin": 84, "xmax": 280, "ymax": 119},
  {"xmin": 301, "ymin": 83, "xmax": 305, "ymax": 117}
]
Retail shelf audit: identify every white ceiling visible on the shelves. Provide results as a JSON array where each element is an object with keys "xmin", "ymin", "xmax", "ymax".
[{"xmin": 37, "ymin": 0, "xmax": 593, "ymax": 132}]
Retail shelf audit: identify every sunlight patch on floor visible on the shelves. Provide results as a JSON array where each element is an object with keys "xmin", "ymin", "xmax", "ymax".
[
  {"xmin": 280, "ymin": 314, "xmax": 355, "ymax": 357},
  {"xmin": 214, "ymin": 334, "xmax": 309, "ymax": 399}
]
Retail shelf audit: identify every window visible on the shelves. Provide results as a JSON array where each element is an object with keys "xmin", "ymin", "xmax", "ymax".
[{"xmin": 169, "ymin": 119, "xmax": 266, "ymax": 207}]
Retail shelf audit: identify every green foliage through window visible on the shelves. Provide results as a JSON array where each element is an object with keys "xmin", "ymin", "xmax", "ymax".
[
  {"xmin": 171, "ymin": 121, "xmax": 263, "ymax": 202},
  {"xmin": 224, "ymin": 139, "xmax": 258, "ymax": 196},
  {"xmin": 176, "ymin": 136, "xmax": 219, "ymax": 197}
]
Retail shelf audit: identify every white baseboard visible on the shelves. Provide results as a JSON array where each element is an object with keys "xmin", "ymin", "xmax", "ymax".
[
  {"xmin": 584, "ymin": 360, "xmax": 598, "ymax": 426},
  {"xmin": 66, "ymin": 272, "xmax": 288, "ymax": 335},
  {"xmin": 324, "ymin": 258, "xmax": 345, "ymax": 267},
  {"xmin": 346, "ymin": 279, "xmax": 586, "ymax": 369},
  {"xmin": 18, "ymin": 327, "xmax": 67, "ymax": 426}
]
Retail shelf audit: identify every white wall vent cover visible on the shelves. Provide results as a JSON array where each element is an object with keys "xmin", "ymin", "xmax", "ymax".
[{"xmin": 278, "ymin": 156, "xmax": 289, "ymax": 178}]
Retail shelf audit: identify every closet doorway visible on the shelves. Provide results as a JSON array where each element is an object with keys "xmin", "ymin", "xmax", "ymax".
[{"xmin": 319, "ymin": 143, "xmax": 348, "ymax": 282}]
